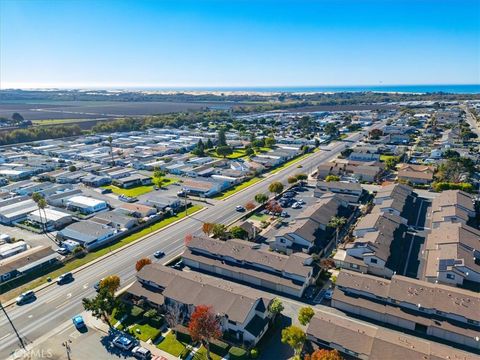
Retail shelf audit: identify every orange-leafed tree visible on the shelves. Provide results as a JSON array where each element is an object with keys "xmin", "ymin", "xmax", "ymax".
[
  {"xmin": 305, "ymin": 349, "xmax": 343, "ymax": 360},
  {"xmin": 188, "ymin": 305, "xmax": 222, "ymax": 359},
  {"xmin": 202, "ymin": 223, "xmax": 215, "ymax": 236},
  {"xmin": 135, "ymin": 257, "xmax": 152, "ymax": 272},
  {"xmin": 184, "ymin": 233, "xmax": 193, "ymax": 245},
  {"xmin": 245, "ymin": 201, "xmax": 256, "ymax": 211}
]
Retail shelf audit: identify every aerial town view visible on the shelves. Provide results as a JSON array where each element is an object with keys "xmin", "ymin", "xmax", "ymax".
[{"xmin": 0, "ymin": 1, "xmax": 479, "ymax": 360}]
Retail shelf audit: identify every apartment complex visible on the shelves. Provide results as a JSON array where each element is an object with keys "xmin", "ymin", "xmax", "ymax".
[
  {"xmin": 127, "ymin": 264, "xmax": 273, "ymax": 346},
  {"xmin": 182, "ymin": 236, "xmax": 315, "ymax": 297},
  {"xmin": 332, "ymin": 270, "xmax": 480, "ymax": 352}
]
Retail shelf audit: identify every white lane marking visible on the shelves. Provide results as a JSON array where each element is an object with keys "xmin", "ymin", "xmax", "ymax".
[
  {"xmin": 0, "ymin": 333, "xmax": 11, "ymax": 341},
  {"xmin": 28, "ymin": 315, "xmax": 33, "ymax": 319},
  {"xmin": 83, "ymin": 283, "xmax": 89, "ymax": 289},
  {"xmin": 66, "ymin": 293, "xmax": 72, "ymax": 299}
]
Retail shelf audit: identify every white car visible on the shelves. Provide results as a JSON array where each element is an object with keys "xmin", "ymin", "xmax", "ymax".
[
  {"xmin": 132, "ymin": 346, "xmax": 151, "ymax": 359},
  {"xmin": 292, "ymin": 202, "xmax": 301, "ymax": 209},
  {"xmin": 112, "ymin": 335, "xmax": 134, "ymax": 351}
]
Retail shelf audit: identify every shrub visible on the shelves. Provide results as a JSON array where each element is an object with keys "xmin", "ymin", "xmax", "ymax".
[
  {"xmin": 179, "ymin": 348, "xmax": 191, "ymax": 360},
  {"xmin": 229, "ymin": 346, "xmax": 248, "ymax": 360},
  {"xmin": 176, "ymin": 329, "xmax": 192, "ymax": 344},
  {"xmin": 250, "ymin": 348, "xmax": 259, "ymax": 359},
  {"xmin": 131, "ymin": 305, "xmax": 144, "ymax": 317},
  {"xmin": 210, "ymin": 338, "xmax": 230, "ymax": 356},
  {"xmin": 432, "ymin": 182, "xmax": 474, "ymax": 193}
]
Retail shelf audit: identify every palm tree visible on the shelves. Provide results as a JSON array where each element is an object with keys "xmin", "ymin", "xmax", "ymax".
[
  {"xmin": 31, "ymin": 193, "xmax": 57, "ymax": 245},
  {"xmin": 107, "ymin": 136, "xmax": 114, "ymax": 166},
  {"xmin": 328, "ymin": 216, "xmax": 347, "ymax": 246}
]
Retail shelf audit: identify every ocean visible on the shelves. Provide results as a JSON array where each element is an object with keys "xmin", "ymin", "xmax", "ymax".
[{"xmin": 143, "ymin": 84, "xmax": 480, "ymax": 94}]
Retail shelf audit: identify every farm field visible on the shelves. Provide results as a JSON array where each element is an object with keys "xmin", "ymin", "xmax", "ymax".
[{"xmin": 0, "ymin": 100, "xmax": 236, "ymax": 120}]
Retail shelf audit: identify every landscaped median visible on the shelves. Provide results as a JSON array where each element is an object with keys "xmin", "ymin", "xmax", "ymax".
[{"xmin": 0, "ymin": 204, "xmax": 203, "ymax": 303}]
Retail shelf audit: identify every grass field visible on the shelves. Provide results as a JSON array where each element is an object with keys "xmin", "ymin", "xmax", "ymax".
[
  {"xmin": 193, "ymin": 346, "xmax": 222, "ymax": 360},
  {"xmin": 380, "ymin": 154, "xmax": 397, "ymax": 162},
  {"xmin": 103, "ymin": 178, "xmax": 177, "ymax": 197},
  {"xmin": 214, "ymin": 177, "xmax": 263, "ymax": 200},
  {"xmin": 0, "ymin": 205, "xmax": 203, "ymax": 302},
  {"xmin": 104, "ymin": 184, "xmax": 154, "ymax": 197},
  {"xmin": 157, "ymin": 332, "xmax": 188, "ymax": 357},
  {"xmin": 207, "ymin": 149, "xmax": 247, "ymax": 159},
  {"xmin": 128, "ymin": 322, "xmax": 162, "ymax": 342}
]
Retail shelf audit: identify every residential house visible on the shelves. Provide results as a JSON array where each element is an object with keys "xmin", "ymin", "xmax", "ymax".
[
  {"xmin": 314, "ymin": 181, "xmax": 364, "ymax": 203},
  {"xmin": 27, "ymin": 208, "xmax": 73, "ymax": 231},
  {"xmin": 57, "ymin": 220, "xmax": 115, "ymax": 250},
  {"xmin": 396, "ymin": 163, "xmax": 434, "ymax": 185},
  {"xmin": 127, "ymin": 264, "xmax": 273, "ymax": 346},
  {"xmin": 66, "ymin": 195, "xmax": 108, "ymax": 215},
  {"xmin": 0, "ymin": 196, "xmax": 38, "ymax": 225},
  {"xmin": 91, "ymin": 211, "xmax": 138, "ymax": 230}
]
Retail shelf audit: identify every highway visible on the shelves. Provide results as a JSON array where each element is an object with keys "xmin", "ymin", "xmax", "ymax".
[{"xmin": 0, "ymin": 124, "xmax": 381, "ymax": 359}]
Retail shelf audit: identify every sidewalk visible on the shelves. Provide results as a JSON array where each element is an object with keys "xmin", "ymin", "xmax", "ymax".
[{"xmin": 83, "ymin": 311, "xmax": 178, "ymax": 360}]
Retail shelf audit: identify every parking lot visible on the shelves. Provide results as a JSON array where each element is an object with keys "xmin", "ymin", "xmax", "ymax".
[{"xmin": 258, "ymin": 184, "xmax": 318, "ymax": 240}]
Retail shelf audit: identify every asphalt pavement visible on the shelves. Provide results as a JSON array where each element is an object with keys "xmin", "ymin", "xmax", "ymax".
[{"xmin": 0, "ymin": 122, "xmax": 384, "ymax": 360}]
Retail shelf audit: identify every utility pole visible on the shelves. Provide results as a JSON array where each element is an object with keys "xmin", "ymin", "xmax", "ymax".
[{"xmin": 0, "ymin": 301, "xmax": 26, "ymax": 350}]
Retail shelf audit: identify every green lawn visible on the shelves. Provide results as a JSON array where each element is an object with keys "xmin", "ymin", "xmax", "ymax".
[
  {"xmin": 249, "ymin": 213, "xmax": 270, "ymax": 222},
  {"xmin": 207, "ymin": 149, "xmax": 247, "ymax": 159},
  {"xmin": 157, "ymin": 332, "xmax": 188, "ymax": 357},
  {"xmin": 193, "ymin": 346, "xmax": 222, "ymax": 360},
  {"xmin": 380, "ymin": 155, "xmax": 397, "ymax": 162},
  {"xmin": 103, "ymin": 184, "xmax": 154, "ymax": 197},
  {"xmin": 104, "ymin": 178, "xmax": 178, "ymax": 197},
  {"xmin": 268, "ymin": 152, "xmax": 314, "ymax": 175},
  {"xmin": 0, "ymin": 205, "xmax": 203, "ymax": 302},
  {"xmin": 128, "ymin": 322, "xmax": 162, "ymax": 342},
  {"xmin": 214, "ymin": 177, "xmax": 263, "ymax": 200}
]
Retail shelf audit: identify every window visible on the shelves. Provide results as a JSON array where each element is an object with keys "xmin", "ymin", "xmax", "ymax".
[
  {"xmin": 370, "ymin": 258, "xmax": 378, "ymax": 264},
  {"xmin": 446, "ymin": 274, "xmax": 455, "ymax": 280},
  {"xmin": 351, "ymin": 263, "xmax": 359, "ymax": 269}
]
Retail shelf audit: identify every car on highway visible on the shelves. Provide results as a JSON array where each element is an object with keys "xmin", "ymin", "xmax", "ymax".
[
  {"xmin": 235, "ymin": 205, "xmax": 245, "ymax": 212},
  {"xmin": 153, "ymin": 251, "xmax": 165, "ymax": 259},
  {"xmin": 57, "ymin": 272, "xmax": 74, "ymax": 285},
  {"xmin": 72, "ymin": 315, "xmax": 86, "ymax": 329},
  {"xmin": 94, "ymin": 278, "xmax": 104, "ymax": 292},
  {"xmin": 112, "ymin": 335, "xmax": 135, "ymax": 351},
  {"xmin": 16, "ymin": 290, "xmax": 35, "ymax": 305},
  {"xmin": 132, "ymin": 346, "xmax": 152, "ymax": 359}
]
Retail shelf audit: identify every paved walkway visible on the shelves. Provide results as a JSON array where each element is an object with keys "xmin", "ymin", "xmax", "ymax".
[{"xmin": 83, "ymin": 311, "xmax": 178, "ymax": 360}]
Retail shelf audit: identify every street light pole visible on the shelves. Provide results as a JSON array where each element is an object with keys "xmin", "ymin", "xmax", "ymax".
[{"xmin": 0, "ymin": 301, "xmax": 26, "ymax": 350}]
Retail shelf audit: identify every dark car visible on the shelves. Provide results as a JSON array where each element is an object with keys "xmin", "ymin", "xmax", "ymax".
[
  {"xmin": 154, "ymin": 251, "xmax": 165, "ymax": 259},
  {"xmin": 57, "ymin": 272, "xmax": 74, "ymax": 285}
]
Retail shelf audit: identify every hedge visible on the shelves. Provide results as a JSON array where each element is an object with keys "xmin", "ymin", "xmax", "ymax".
[
  {"xmin": 210, "ymin": 338, "xmax": 230, "ymax": 356},
  {"xmin": 432, "ymin": 182, "xmax": 474, "ymax": 193},
  {"xmin": 228, "ymin": 346, "xmax": 248, "ymax": 360}
]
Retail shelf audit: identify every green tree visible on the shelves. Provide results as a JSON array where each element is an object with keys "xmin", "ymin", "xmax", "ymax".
[
  {"xmin": 11, "ymin": 112, "xmax": 24, "ymax": 123},
  {"xmin": 206, "ymin": 138, "xmax": 214, "ymax": 149},
  {"xmin": 325, "ymin": 175, "xmax": 340, "ymax": 182},
  {"xmin": 281, "ymin": 326, "xmax": 306, "ymax": 359},
  {"xmin": 245, "ymin": 147, "xmax": 255, "ymax": 156},
  {"xmin": 287, "ymin": 176, "xmax": 298, "ymax": 184},
  {"xmin": 230, "ymin": 226, "xmax": 248, "ymax": 239},
  {"xmin": 82, "ymin": 288, "xmax": 120, "ymax": 328},
  {"xmin": 269, "ymin": 298, "xmax": 284, "ymax": 317},
  {"xmin": 216, "ymin": 146, "xmax": 233, "ymax": 158},
  {"xmin": 328, "ymin": 216, "xmax": 347, "ymax": 246},
  {"xmin": 254, "ymin": 193, "xmax": 269, "ymax": 204},
  {"xmin": 384, "ymin": 156, "xmax": 400, "ymax": 170},
  {"xmin": 193, "ymin": 139, "xmax": 205, "ymax": 156},
  {"xmin": 218, "ymin": 128, "xmax": 227, "ymax": 147},
  {"xmin": 298, "ymin": 306, "xmax": 315, "ymax": 326},
  {"xmin": 265, "ymin": 137, "xmax": 276, "ymax": 148},
  {"xmin": 68, "ymin": 165, "xmax": 77, "ymax": 172},
  {"xmin": 324, "ymin": 123, "xmax": 339, "ymax": 137},
  {"xmin": 295, "ymin": 173, "xmax": 308, "ymax": 183},
  {"xmin": 212, "ymin": 223, "xmax": 227, "ymax": 239},
  {"xmin": 268, "ymin": 181, "xmax": 284, "ymax": 195}
]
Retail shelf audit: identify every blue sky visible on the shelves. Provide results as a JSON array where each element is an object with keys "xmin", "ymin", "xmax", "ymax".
[{"xmin": 1, "ymin": 0, "xmax": 479, "ymax": 88}]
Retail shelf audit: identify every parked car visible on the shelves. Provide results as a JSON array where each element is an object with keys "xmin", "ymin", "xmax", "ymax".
[
  {"xmin": 72, "ymin": 315, "xmax": 86, "ymax": 329},
  {"xmin": 100, "ymin": 188, "xmax": 112, "ymax": 194},
  {"xmin": 112, "ymin": 335, "xmax": 134, "ymax": 351},
  {"xmin": 297, "ymin": 199, "xmax": 306, "ymax": 205},
  {"xmin": 153, "ymin": 251, "xmax": 165, "ymax": 259},
  {"xmin": 56, "ymin": 247, "xmax": 69, "ymax": 255},
  {"xmin": 57, "ymin": 272, "xmax": 74, "ymax": 285},
  {"xmin": 132, "ymin": 346, "xmax": 152, "ymax": 360},
  {"xmin": 118, "ymin": 194, "xmax": 138, "ymax": 203},
  {"xmin": 16, "ymin": 290, "xmax": 35, "ymax": 305},
  {"xmin": 292, "ymin": 202, "xmax": 302, "ymax": 209},
  {"xmin": 235, "ymin": 205, "xmax": 245, "ymax": 212},
  {"xmin": 324, "ymin": 288, "xmax": 334, "ymax": 300},
  {"xmin": 280, "ymin": 211, "xmax": 289, "ymax": 218}
]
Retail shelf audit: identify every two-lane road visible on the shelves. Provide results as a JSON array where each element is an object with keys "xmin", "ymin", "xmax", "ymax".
[{"xmin": 0, "ymin": 123, "xmax": 381, "ymax": 359}]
